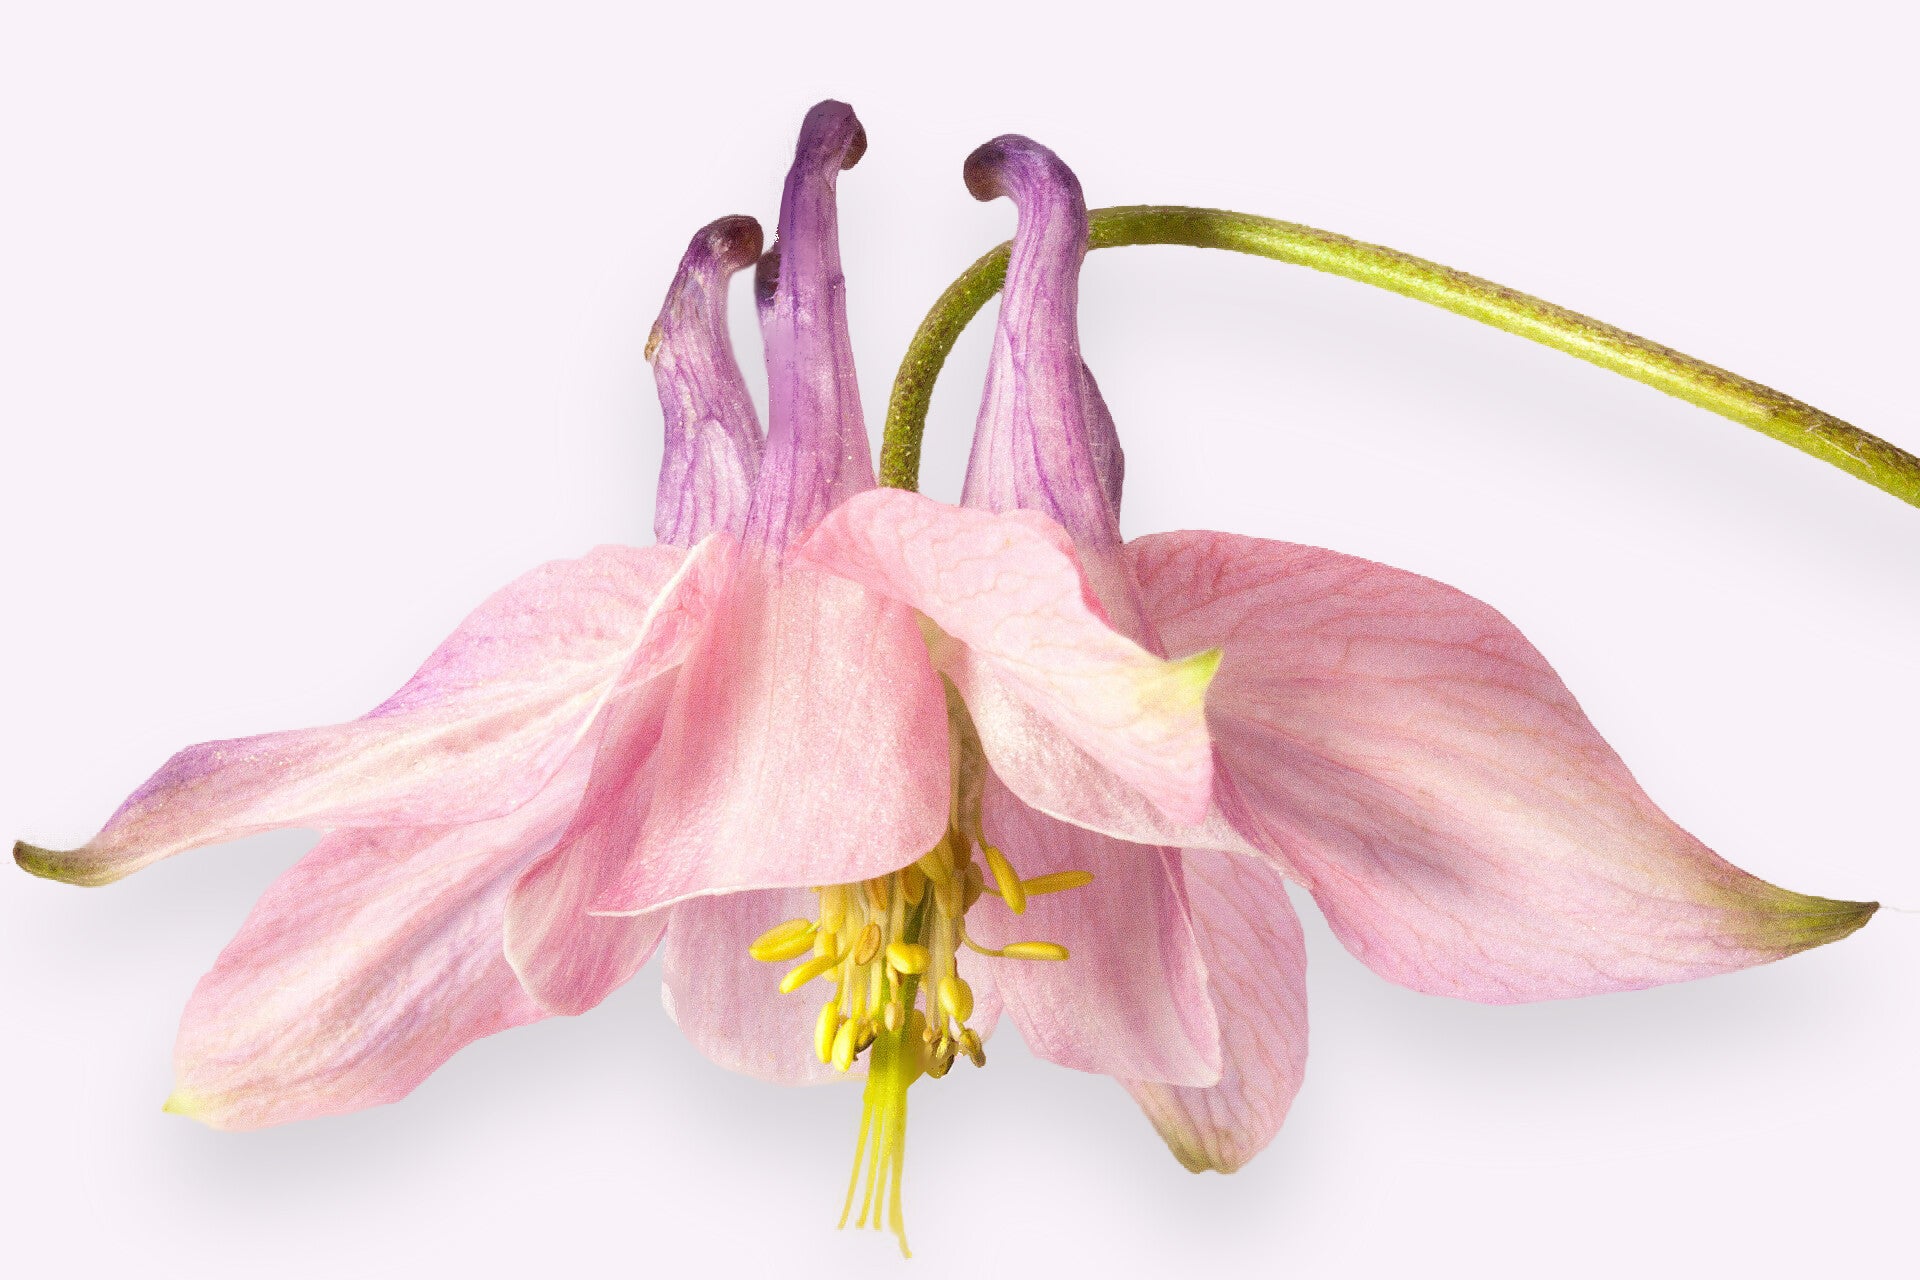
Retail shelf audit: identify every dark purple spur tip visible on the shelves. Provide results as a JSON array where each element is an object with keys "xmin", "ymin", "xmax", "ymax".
[
  {"xmin": 754, "ymin": 241, "xmax": 781, "ymax": 317},
  {"xmin": 644, "ymin": 215, "xmax": 763, "ymax": 362},
  {"xmin": 796, "ymin": 100, "xmax": 867, "ymax": 176},
  {"xmin": 962, "ymin": 134, "xmax": 1083, "ymax": 211},
  {"xmin": 701, "ymin": 214, "xmax": 765, "ymax": 275}
]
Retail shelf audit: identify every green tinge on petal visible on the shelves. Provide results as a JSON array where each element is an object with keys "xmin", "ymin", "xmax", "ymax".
[
  {"xmin": 1140, "ymin": 647, "xmax": 1223, "ymax": 716},
  {"xmin": 13, "ymin": 840, "xmax": 117, "ymax": 888},
  {"xmin": 1727, "ymin": 883, "xmax": 1878, "ymax": 955}
]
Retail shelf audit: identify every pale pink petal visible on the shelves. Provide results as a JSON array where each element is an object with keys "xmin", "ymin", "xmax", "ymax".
[
  {"xmin": 591, "ymin": 557, "xmax": 948, "ymax": 914},
  {"xmin": 1123, "ymin": 848, "xmax": 1309, "ymax": 1172},
  {"xmin": 1130, "ymin": 531, "xmax": 1877, "ymax": 1002},
  {"xmin": 660, "ymin": 887, "xmax": 843, "ymax": 1086},
  {"xmin": 797, "ymin": 489, "xmax": 1217, "ymax": 827},
  {"xmin": 502, "ymin": 678, "xmax": 677, "ymax": 1016},
  {"xmin": 17, "ymin": 538, "xmax": 735, "ymax": 887},
  {"xmin": 165, "ymin": 744, "xmax": 598, "ymax": 1130},
  {"xmin": 969, "ymin": 778, "xmax": 1220, "ymax": 1087}
]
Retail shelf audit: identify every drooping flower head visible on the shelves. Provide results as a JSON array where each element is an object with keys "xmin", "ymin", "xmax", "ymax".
[{"xmin": 12, "ymin": 104, "xmax": 1875, "ymax": 1257}]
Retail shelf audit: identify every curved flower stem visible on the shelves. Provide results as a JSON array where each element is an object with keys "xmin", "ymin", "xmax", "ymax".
[{"xmin": 879, "ymin": 205, "xmax": 1920, "ymax": 507}]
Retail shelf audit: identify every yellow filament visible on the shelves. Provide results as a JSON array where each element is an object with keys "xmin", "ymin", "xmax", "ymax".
[
  {"xmin": 780, "ymin": 952, "xmax": 841, "ymax": 994},
  {"xmin": 981, "ymin": 843, "xmax": 1026, "ymax": 914},
  {"xmin": 747, "ymin": 918, "xmax": 817, "ymax": 962},
  {"xmin": 999, "ymin": 941, "xmax": 1071, "ymax": 961}
]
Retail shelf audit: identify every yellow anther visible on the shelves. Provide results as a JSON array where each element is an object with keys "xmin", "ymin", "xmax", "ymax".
[
  {"xmin": 963, "ymin": 861, "xmax": 985, "ymax": 912},
  {"xmin": 865, "ymin": 876, "xmax": 891, "ymax": 913},
  {"xmin": 815, "ymin": 1001, "xmax": 841, "ymax": 1064},
  {"xmin": 813, "ymin": 926, "xmax": 839, "ymax": 959},
  {"xmin": 1000, "ymin": 941, "xmax": 1071, "ymax": 961},
  {"xmin": 981, "ymin": 843, "xmax": 1026, "ymax": 914},
  {"xmin": 960, "ymin": 1028, "xmax": 985, "ymax": 1067},
  {"xmin": 1020, "ymin": 869, "xmax": 1094, "ymax": 898},
  {"xmin": 780, "ymin": 952, "xmax": 841, "ymax": 994},
  {"xmin": 855, "ymin": 1021, "xmax": 877, "ymax": 1053},
  {"xmin": 831, "ymin": 1016, "xmax": 858, "ymax": 1072},
  {"xmin": 885, "ymin": 941, "xmax": 930, "ymax": 975},
  {"xmin": 820, "ymin": 885, "xmax": 850, "ymax": 936},
  {"xmin": 933, "ymin": 873, "xmax": 961, "ymax": 919},
  {"xmin": 883, "ymin": 1000, "xmax": 903, "ymax": 1033},
  {"xmin": 747, "ymin": 918, "xmax": 818, "ymax": 962},
  {"xmin": 853, "ymin": 921, "xmax": 883, "ymax": 966},
  {"xmin": 937, "ymin": 975, "xmax": 974, "ymax": 1024},
  {"xmin": 901, "ymin": 863, "xmax": 926, "ymax": 905}
]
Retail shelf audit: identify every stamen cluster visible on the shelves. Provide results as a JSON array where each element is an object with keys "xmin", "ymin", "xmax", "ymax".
[{"xmin": 748, "ymin": 833, "xmax": 1090, "ymax": 1079}]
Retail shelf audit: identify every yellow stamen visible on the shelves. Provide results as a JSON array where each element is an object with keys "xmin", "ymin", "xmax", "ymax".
[
  {"xmin": 937, "ymin": 975, "xmax": 974, "ymax": 1023},
  {"xmin": 831, "ymin": 1017, "xmax": 858, "ymax": 1073},
  {"xmin": 999, "ymin": 941, "xmax": 1071, "ymax": 961},
  {"xmin": 853, "ymin": 920, "xmax": 883, "ymax": 966},
  {"xmin": 960, "ymin": 1027, "xmax": 985, "ymax": 1067},
  {"xmin": 815, "ymin": 1001, "xmax": 841, "ymax": 1064},
  {"xmin": 747, "ymin": 918, "xmax": 817, "ymax": 962},
  {"xmin": 780, "ymin": 952, "xmax": 841, "ymax": 994},
  {"xmin": 901, "ymin": 863, "xmax": 926, "ymax": 905},
  {"xmin": 963, "ymin": 860, "xmax": 986, "ymax": 911},
  {"xmin": 980, "ymin": 843, "xmax": 1025, "ymax": 914},
  {"xmin": 865, "ymin": 876, "xmax": 891, "ymax": 913},
  {"xmin": 886, "ymin": 941, "xmax": 930, "ymax": 975},
  {"xmin": 1020, "ymin": 869, "xmax": 1095, "ymax": 897},
  {"xmin": 820, "ymin": 885, "xmax": 850, "ymax": 936}
]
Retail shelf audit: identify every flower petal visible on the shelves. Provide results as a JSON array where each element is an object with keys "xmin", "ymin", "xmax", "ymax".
[
  {"xmin": 969, "ymin": 777, "xmax": 1220, "ymax": 1087},
  {"xmin": 744, "ymin": 100, "xmax": 874, "ymax": 549},
  {"xmin": 591, "ymin": 556, "xmax": 949, "ymax": 914},
  {"xmin": 960, "ymin": 136, "xmax": 1120, "ymax": 550},
  {"xmin": 16, "ymin": 540, "xmax": 733, "ymax": 888},
  {"xmin": 502, "ymin": 677, "xmax": 676, "ymax": 1016},
  {"xmin": 660, "ymin": 887, "xmax": 843, "ymax": 1085},
  {"xmin": 798, "ymin": 488, "xmax": 1219, "ymax": 827},
  {"xmin": 1130, "ymin": 530, "xmax": 1877, "ymax": 1001},
  {"xmin": 1122, "ymin": 848, "xmax": 1309, "ymax": 1172},
  {"xmin": 649, "ymin": 215, "xmax": 766, "ymax": 547},
  {"xmin": 165, "ymin": 743, "xmax": 597, "ymax": 1130}
]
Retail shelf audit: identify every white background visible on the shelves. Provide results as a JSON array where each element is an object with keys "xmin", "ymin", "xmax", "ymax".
[{"xmin": 2, "ymin": 3, "xmax": 1914, "ymax": 1276}]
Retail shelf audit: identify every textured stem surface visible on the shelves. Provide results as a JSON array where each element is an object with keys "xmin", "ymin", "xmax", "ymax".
[{"xmin": 880, "ymin": 205, "xmax": 1920, "ymax": 507}]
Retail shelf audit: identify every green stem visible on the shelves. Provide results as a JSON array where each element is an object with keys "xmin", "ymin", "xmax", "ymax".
[{"xmin": 879, "ymin": 205, "xmax": 1920, "ymax": 507}]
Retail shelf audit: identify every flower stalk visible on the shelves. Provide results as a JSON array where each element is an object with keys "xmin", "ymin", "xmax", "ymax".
[{"xmin": 880, "ymin": 204, "xmax": 1920, "ymax": 506}]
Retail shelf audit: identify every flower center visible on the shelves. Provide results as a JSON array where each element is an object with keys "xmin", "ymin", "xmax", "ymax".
[{"xmin": 747, "ymin": 801, "xmax": 1090, "ymax": 1255}]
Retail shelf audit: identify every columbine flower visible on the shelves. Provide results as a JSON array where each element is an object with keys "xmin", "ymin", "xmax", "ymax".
[
  {"xmin": 13, "ymin": 103, "xmax": 1222, "ymax": 1254},
  {"xmin": 12, "ymin": 104, "xmax": 1876, "ymax": 1258},
  {"xmin": 800, "ymin": 133, "xmax": 1878, "ymax": 1178}
]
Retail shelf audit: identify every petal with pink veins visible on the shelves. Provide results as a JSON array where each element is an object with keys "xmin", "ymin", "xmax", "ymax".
[
  {"xmin": 969, "ymin": 777, "xmax": 1220, "ymax": 1087},
  {"xmin": 503, "ymin": 676, "xmax": 678, "ymax": 1016},
  {"xmin": 592, "ymin": 557, "xmax": 949, "ymax": 915},
  {"xmin": 1129, "ymin": 530, "xmax": 1877, "ymax": 1002},
  {"xmin": 1123, "ymin": 848, "xmax": 1309, "ymax": 1172},
  {"xmin": 16, "ymin": 538, "xmax": 735, "ymax": 888},
  {"xmin": 165, "ymin": 742, "xmax": 603, "ymax": 1130},
  {"xmin": 798, "ymin": 489, "xmax": 1220, "ymax": 829},
  {"xmin": 660, "ymin": 887, "xmax": 847, "ymax": 1086}
]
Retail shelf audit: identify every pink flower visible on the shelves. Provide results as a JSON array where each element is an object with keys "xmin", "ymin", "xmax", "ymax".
[
  {"xmin": 800, "ymin": 133, "xmax": 1878, "ymax": 1178},
  {"xmin": 12, "ymin": 105, "xmax": 1874, "ymax": 1256}
]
